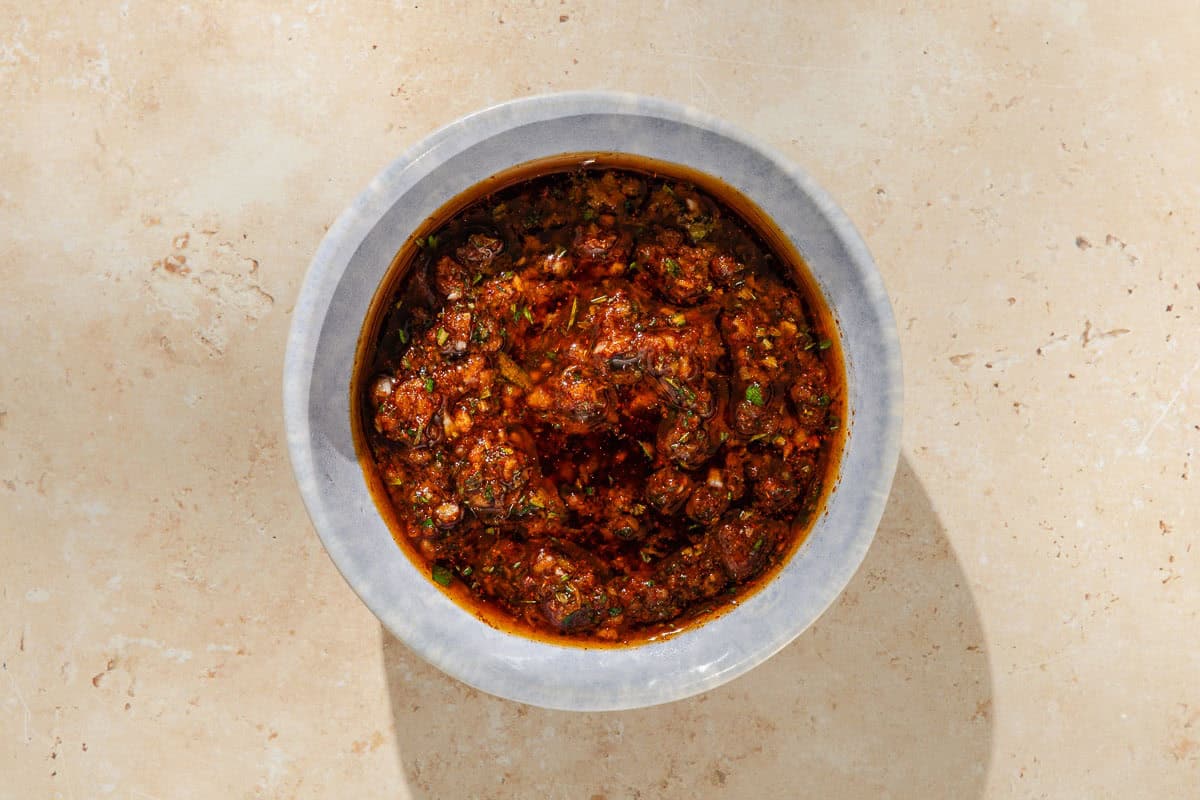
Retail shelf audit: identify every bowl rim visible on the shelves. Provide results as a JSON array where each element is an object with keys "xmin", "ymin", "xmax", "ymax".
[{"xmin": 283, "ymin": 91, "xmax": 902, "ymax": 710}]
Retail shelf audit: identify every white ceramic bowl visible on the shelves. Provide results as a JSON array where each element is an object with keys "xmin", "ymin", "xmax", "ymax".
[{"xmin": 284, "ymin": 92, "xmax": 901, "ymax": 710}]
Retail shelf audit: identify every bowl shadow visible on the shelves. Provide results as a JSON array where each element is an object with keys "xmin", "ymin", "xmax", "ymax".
[{"xmin": 380, "ymin": 454, "xmax": 994, "ymax": 798}]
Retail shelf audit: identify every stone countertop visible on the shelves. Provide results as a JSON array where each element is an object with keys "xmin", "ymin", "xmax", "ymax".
[{"xmin": 2, "ymin": 3, "xmax": 1196, "ymax": 797}]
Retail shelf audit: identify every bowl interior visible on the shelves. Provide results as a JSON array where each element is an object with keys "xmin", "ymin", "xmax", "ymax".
[{"xmin": 284, "ymin": 92, "xmax": 902, "ymax": 710}]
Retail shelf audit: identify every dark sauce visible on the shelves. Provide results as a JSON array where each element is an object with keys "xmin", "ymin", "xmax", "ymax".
[{"xmin": 353, "ymin": 154, "xmax": 845, "ymax": 646}]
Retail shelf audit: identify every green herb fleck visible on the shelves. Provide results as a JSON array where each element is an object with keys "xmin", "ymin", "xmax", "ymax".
[
  {"xmin": 460, "ymin": 566, "xmax": 473, "ymax": 577},
  {"xmin": 827, "ymin": 414, "xmax": 841, "ymax": 431},
  {"xmin": 669, "ymin": 312, "xmax": 687, "ymax": 327},
  {"xmin": 686, "ymin": 220, "xmax": 712, "ymax": 243},
  {"xmin": 663, "ymin": 257, "xmax": 681, "ymax": 276},
  {"xmin": 423, "ymin": 377, "xmax": 435, "ymax": 393},
  {"xmin": 582, "ymin": 208, "xmax": 597, "ymax": 221},
  {"xmin": 397, "ymin": 328, "xmax": 409, "ymax": 345},
  {"xmin": 431, "ymin": 564, "xmax": 453, "ymax": 586},
  {"xmin": 590, "ymin": 294, "xmax": 609, "ymax": 304},
  {"xmin": 817, "ymin": 394, "xmax": 832, "ymax": 407},
  {"xmin": 521, "ymin": 305, "xmax": 534, "ymax": 324},
  {"xmin": 436, "ymin": 327, "xmax": 449, "ymax": 346},
  {"xmin": 566, "ymin": 296, "xmax": 578, "ymax": 330},
  {"xmin": 818, "ymin": 338, "xmax": 832, "ymax": 351},
  {"xmin": 420, "ymin": 518, "xmax": 435, "ymax": 529},
  {"xmin": 609, "ymin": 606, "xmax": 623, "ymax": 617},
  {"xmin": 744, "ymin": 383, "xmax": 765, "ymax": 407}
]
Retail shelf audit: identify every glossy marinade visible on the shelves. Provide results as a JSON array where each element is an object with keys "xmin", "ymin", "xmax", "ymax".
[{"xmin": 356, "ymin": 162, "xmax": 844, "ymax": 644}]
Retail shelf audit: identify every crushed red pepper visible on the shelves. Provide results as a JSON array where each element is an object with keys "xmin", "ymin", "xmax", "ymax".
[{"xmin": 358, "ymin": 166, "xmax": 843, "ymax": 643}]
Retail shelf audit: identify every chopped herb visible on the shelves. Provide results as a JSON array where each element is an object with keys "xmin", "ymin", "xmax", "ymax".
[
  {"xmin": 426, "ymin": 234, "xmax": 438, "ymax": 249},
  {"xmin": 566, "ymin": 296, "xmax": 578, "ymax": 330},
  {"xmin": 663, "ymin": 257, "xmax": 681, "ymax": 276},
  {"xmin": 751, "ymin": 537, "xmax": 764, "ymax": 553},
  {"xmin": 423, "ymin": 376, "xmax": 435, "ymax": 393},
  {"xmin": 818, "ymin": 338, "xmax": 832, "ymax": 350},
  {"xmin": 585, "ymin": 486, "xmax": 596, "ymax": 496},
  {"xmin": 496, "ymin": 351, "xmax": 533, "ymax": 390},
  {"xmin": 436, "ymin": 327, "xmax": 449, "ymax": 346},
  {"xmin": 816, "ymin": 394, "xmax": 832, "ymax": 407},
  {"xmin": 686, "ymin": 220, "xmax": 712, "ymax": 242},
  {"xmin": 431, "ymin": 563, "xmax": 452, "ymax": 586},
  {"xmin": 420, "ymin": 518, "xmax": 435, "ymax": 529},
  {"xmin": 628, "ymin": 260, "xmax": 639, "ymax": 273},
  {"xmin": 748, "ymin": 432, "xmax": 769, "ymax": 442},
  {"xmin": 745, "ymin": 383, "xmax": 765, "ymax": 406},
  {"xmin": 609, "ymin": 606, "xmax": 623, "ymax": 617},
  {"xmin": 511, "ymin": 561, "xmax": 522, "ymax": 570},
  {"xmin": 386, "ymin": 475, "xmax": 404, "ymax": 486},
  {"xmin": 582, "ymin": 208, "xmax": 597, "ymax": 221},
  {"xmin": 828, "ymin": 414, "xmax": 841, "ymax": 431},
  {"xmin": 397, "ymin": 328, "xmax": 409, "ymax": 345},
  {"xmin": 590, "ymin": 294, "xmax": 609, "ymax": 304},
  {"xmin": 460, "ymin": 566, "xmax": 473, "ymax": 577},
  {"xmin": 521, "ymin": 305, "xmax": 534, "ymax": 324},
  {"xmin": 471, "ymin": 272, "xmax": 484, "ymax": 285},
  {"xmin": 669, "ymin": 312, "xmax": 687, "ymax": 327}
]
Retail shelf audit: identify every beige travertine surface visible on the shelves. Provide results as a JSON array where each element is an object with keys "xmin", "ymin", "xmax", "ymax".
[{"xmin": 2, "ymin": 1, "xmax": 1197, "ymax": 797}]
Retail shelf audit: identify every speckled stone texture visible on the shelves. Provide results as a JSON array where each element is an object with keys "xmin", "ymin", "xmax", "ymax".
[{"xmin": 1, "ymin": 2, "xmax": 1196, "ymax": 798}]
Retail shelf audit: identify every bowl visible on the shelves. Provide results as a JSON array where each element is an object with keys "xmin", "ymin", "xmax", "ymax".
[{"xmin": 283, "ymin": 92, "xmax": 902, "ymax": 710}]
